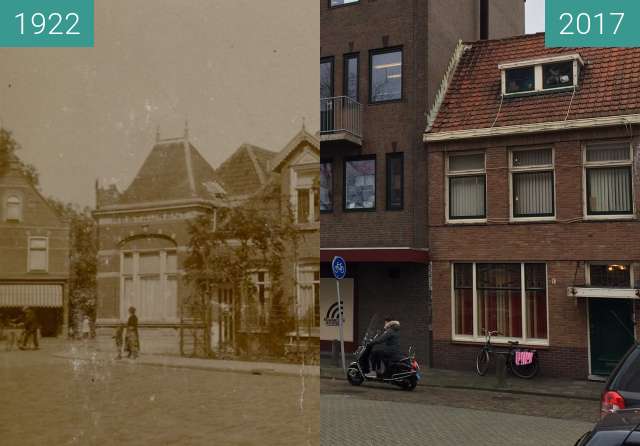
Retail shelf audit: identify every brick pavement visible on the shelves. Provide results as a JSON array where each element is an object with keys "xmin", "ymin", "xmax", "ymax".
[
  {"xmin": 0, "ymin": 341, "xmax": 319, "ymax": 446},
  {"xmin": 321, "ymin": 393, "xmax": 594, "ymax": 446}
]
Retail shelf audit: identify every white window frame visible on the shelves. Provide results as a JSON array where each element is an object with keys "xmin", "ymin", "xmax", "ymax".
[
  {"xmin": 248, "ymin": 269, "xmax": 270, "ymax": 328},
  {"xmin": 296, "ymin": 263, "xmax": 321, "ymax": 329},
  {"xmin": 119, "ymin": 248, "xmax": 179, "ymax": 322},
  {"xmin": 500, "ymin": 54, "xmax": 583, "ymax": 97},
  {"xmin": 582, "ymin": 141, "xmax": 635, "ymax": 221},
  {"xmin": 509, "ymin": 147, "xmax": 556, "ymax": 222},
  {"xmin": 5, "ymin": 195, "xmax": 23, "ymax": 222},
  {"xmin": 291, "ymin": 165, "xmax": 319, "ymax": 225},
  {"xmin": 585, "ymin": 262, "xmax": 634, "ymax": 288},
  {"xmin": 27, "ymin": 236, "xmax": 49, "ymax": 272},
  {"xmin": 445, "ymin": 151, "xmax": 487, "ymax": 224},
  {"xmin": 450, "ymin": 262, "xmax": 550, "ymax": 346}
]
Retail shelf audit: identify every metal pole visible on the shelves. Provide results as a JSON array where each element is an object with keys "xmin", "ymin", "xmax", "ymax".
[{"xmin": 336, "ymin": 279, "xmax": 346, "ymax": 374}]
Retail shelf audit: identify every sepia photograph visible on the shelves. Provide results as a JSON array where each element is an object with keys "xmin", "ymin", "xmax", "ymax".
[{"xmin": 0, "ymin": 1, "xmax": 319, "ymax": 445}]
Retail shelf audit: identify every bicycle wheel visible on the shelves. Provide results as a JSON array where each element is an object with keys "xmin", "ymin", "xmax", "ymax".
[
  {"xmin": 476, "ymin": 348, "xmax": 490, "ymax": 376},
  {"xmin": 510, "ymin": 352, "xmax": 539, "ymax": 379}
]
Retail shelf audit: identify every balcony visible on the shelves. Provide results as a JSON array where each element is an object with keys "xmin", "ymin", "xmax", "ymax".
[{"xmin": 320, "ymin": 96, "xmax": 363, "ymax": 147}]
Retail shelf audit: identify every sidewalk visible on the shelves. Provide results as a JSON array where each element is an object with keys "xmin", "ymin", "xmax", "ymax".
[
  {"xmin": 51, "ymin": 341, "xmax": 319, "ymax": 378},
  {"xmin": 320, "ymin": 357, "xmax": 604, "ymax": 401}
]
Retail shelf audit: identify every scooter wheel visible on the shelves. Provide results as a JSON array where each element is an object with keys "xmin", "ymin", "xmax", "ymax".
[
  {"xmin": 346, "ymin": 367, "xmax": 364, "ymax": 386},
  {"xmin": 402, "ymin": 376, "xmax": 417, "ymax": 391}
]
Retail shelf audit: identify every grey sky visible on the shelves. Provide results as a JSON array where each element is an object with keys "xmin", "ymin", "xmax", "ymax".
[
  {"xmin": 526, "ymin": 0, "xmax": 545, "ymax": 34},
  {"xmin": 0, "ymin": 1, "xmax": 318, "ymax": 207}
]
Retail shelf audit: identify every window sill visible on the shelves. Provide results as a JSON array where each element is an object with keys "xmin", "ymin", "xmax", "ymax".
[
  {"xmin": 503, "ymin": 86, "xmax": 574, "ymax": 98},
  {"xmin": 584, "ymin": 214, "xmax": 635, "ymax": 222},
  {"xmin": 451, "ymin": 337, "xmax": 550, "ymax": 349},
  {"xmin": 446, "ymin": 218, "xmax": 487, "ymax": 225},
  {"xmin": 343, "ymin": 207, "xmax": 376, "ymax": 213},
  {"xmin": 368, "ymin": 98, "xmax": 403, "ymax": 106},
  {"xmin": 509, "ymin": 216, "xmax": 556, "ymax": 223}
]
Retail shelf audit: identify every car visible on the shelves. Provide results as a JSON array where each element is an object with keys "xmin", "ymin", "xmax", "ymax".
[
  {"xmin": 575, "ymin": 409, "xmax": 640, "ymax": 445},
  {"xmin": 602, "ymin": 344, "xmax": 640, "ymax": 417}
]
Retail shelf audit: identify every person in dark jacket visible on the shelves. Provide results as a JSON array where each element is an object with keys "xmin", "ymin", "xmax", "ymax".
[
  {"xmin": 366, "ymin": 317, "xmax": 401, "ymax": 378},
  {"xmin": 19, "ymin": 306, "xmax": 39, "ymax": 350},
  {"xmin": 125, "ymin": 307, "xmax": 139, "ymax": 359}
]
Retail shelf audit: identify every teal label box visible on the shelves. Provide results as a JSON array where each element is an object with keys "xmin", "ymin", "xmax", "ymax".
[
  {"xmin": 546, "ymin": 0, "xmax": 640, "ymax": 47},
  {"xmin": 0, "ymin": 0, "xmax": 94, "ymax": 47}
]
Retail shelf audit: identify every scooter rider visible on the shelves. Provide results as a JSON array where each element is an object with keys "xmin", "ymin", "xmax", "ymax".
[{"xmin": 365, "ymin": 317, "xmax": 401, "ymax": 378}]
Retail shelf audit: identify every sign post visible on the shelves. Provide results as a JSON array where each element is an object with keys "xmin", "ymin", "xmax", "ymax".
[{"xmin": 331, "ymin": 256, "xmax": 347, "ymax": 374}]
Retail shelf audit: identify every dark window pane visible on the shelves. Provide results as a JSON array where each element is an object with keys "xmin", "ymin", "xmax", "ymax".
[
  {"xmin": 525, "ymin": 264, "xmax": 547, "ymax": 339},
  {"xmin": 371, "ymin": 50, "xmax": 402, "ymax": 102},
  {"xmin": 320, "ymin": 162, "xmax": 333, "ymax": 212},
  {"xmin": 590, "ymin": 264, "xmax": 631, "ymax": 288},
  {"xmin": 344, "ymin": 158, "xmax": 375, "ymax": 210},
  {"xmin": 320, "ymin": 59, "xmax": 333, "ymax": 99},
  {"xmin": 506, "ymin": 67, "xmax": 535, "ymax": 94},
  {"xmin": 543, "ymin": 62, "xmax": 573, "ymax": 89},
  {"xmin": 344, "ymin": 55, "xmax": 358, "ymax": 100},
  {"xmin": 587, "ymin": 167, "xmax": 632, "ymax": 214},
  {"xmin": 386, "ymin": 153, "xmax": 403, "ymax": 210},
  {"xmin": 454, "ymin": 264, "xmax": 473, "ymax": 336}
]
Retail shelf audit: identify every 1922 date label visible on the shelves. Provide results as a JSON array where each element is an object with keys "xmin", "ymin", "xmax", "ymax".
[{"xmin": 0, "ymin": 0, "xmax": 93, "ymax": 47}]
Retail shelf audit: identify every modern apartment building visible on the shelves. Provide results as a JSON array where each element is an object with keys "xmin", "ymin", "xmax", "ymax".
[
  {"xmin": 425, "ymin": 33, "xmax": 640, "ymax": 379},
  {"xmin": 319, "ymin": 0, "xmax": 524, "ymax": 362}
]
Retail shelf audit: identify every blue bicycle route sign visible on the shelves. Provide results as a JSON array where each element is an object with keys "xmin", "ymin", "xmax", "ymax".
[{"xmin": 331, "ymin": 256, "xmax": 346, "ymax": 280}]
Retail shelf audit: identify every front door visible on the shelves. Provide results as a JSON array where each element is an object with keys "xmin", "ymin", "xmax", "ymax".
[
  {"xmin": 589, "ymin": 298, "xmax": 635, "ymax": 377},
  {"xmin": 211, "ymin": 288, "xmax": 234, "ymax": 353}
]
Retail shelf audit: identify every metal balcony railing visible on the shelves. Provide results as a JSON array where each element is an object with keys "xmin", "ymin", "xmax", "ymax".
[{"xmin": 320, "ymin": 96, "xmax": 363, "ymax": 140}]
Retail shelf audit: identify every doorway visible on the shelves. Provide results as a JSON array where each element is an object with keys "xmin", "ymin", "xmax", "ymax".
[{"xmin": 589, "ymin": 298, "xmax": 635, "ymax": 377}]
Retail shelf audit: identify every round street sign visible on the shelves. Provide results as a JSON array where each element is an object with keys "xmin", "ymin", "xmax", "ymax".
[{"xmin": 331, "ymin": 256, "xmax": 346, "ymax": 280}]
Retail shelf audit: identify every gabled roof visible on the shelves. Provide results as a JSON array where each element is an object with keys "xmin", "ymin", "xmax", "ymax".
[
  {"xmin": 214, "ymin": 143, "xmax": 277, "ymax": 197},
  {"xmin": 271, "ymin": 128, "xmax": 320, "ymax": 173},
  {"xmin": 427, "ymin": 33, "xmax": 640, "ymax": 136},
  {"xmin": 118, "ymin": 138, "xmax": 217, "ymax": 205}
]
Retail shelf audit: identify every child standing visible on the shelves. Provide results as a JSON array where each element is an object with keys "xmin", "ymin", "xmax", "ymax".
[{"xmin": 113, "ymin": 323, "xmax": 124, "ymax": 359}]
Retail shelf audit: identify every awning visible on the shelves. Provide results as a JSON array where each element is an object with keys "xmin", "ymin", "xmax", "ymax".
[
  {"xmin": 567, "ymin": 287, "xmax": 640, "ymax": 299},
  {"xmin": 0, "ymin": 284, "xmax": 63, "ymax": 308},
  {"xmin": 321, "ymin": 248, "xmax": 429, "ymax": 263}
]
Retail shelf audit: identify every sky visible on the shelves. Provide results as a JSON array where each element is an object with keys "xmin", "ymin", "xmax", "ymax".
[
  {"xmin": 0, "ymin": 1, "xmax": 319, "ymax": 207},
  {"xmin": 525, "ymin": 0, "xmax": 545, "ymax": 34}
]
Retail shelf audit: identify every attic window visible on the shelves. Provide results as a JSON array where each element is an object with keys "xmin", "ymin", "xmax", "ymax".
[{"xmin": 500, "ymin": 54, "xmax": 583, "ymax": 97}]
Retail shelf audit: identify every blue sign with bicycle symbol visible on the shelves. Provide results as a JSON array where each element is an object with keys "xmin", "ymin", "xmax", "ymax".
[{"xmin": 331, "ymin": 256, "xmax": 346, "ymax": 280}]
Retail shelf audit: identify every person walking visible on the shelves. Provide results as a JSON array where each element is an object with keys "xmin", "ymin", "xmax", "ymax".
[
  {"xmin": 113, "ymin": 322, "xmax": 125, "ymax": 359},
  {"xmin": 19, "ymin": 307, "xmax": 39, "ymax": 350},
  {"xmin": 82, "ymin": 316, "xmax": 91, "ymax": 339},
  {"xmin": 125, "ymin": 306, "xmax": 139, "ymax": 359}
]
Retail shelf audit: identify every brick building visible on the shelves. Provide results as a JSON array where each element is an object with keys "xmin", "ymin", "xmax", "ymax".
[
  {"xmin": 319, "ymin": 0, "xmax": 524, "ymax": 362},
  {"xmin": 0, "ymin": 155, "xmax": 70, "ymax": 336},
  {"xmin": 94, "ymin": 127, "xmax": 319, "ymax": 356},
  {"xmin": 425, "ymin": 33, "xmax": 640, "ymax": 379}
]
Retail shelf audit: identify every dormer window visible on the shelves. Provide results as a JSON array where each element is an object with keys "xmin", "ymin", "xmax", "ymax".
[{"xmin": 500, "ymin": 54, "xmax": 583, "ymax": 97}]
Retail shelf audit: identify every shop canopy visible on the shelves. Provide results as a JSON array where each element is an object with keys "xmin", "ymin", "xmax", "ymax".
[
  {"xmin": 567, "ymin": 287, "xmax": 640, "ymax": 299},
  {"xmin": 0, "ymin": 284, "xmax": 63, "ymax": 308}
]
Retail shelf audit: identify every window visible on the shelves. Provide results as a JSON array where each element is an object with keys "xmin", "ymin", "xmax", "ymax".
[
  {"xmin": 28, "ymin": 237, "xmax": 48, "ymax": 272},
  {"xmin": 453, "ymin": 263, "xmax": 548, "ymax": 342},
  {"xmin": 321, "ymin": 57, "xmax": 334, "ymax": 132},
  {"xmin": 294, "ymin": 169, "xmax": 319, "ymax": 224},
  {"xmin": 251, "ymin": 271, "xmax": 270, "ymax": 327},
  {"xmin": 505, "ymin": 67, "xmax": 535, "ymax": 94},
  {"xmin": 447, "ymin": 153, "xmax": 486, "ymax": 220},
  {"xmin": 344, "ymin": 156, "xmax": 375, "ymax": 210},
  {"xmin": 370, "ymin": 48, "xmax": 402, "ymax": 103},
  {"xmin": 589, "ymin": 264, "xmax": 631, "ymax": 288},
  {"xmin": 585, "ymin": 142, "xmax": 633, "ymax": 216},
  {"xmin": 344, "ymin": 53, "xmax": 359, "ymax": 101},
  {"xmin": 120, "ymin": 249, "xmax": 178, "ymax": 322},
  {"xmin": 297, "ymin": 264, "xmax": 320, "ymax": 328},
  {"xmin": 320, "ymin": 161, "xmax": 333, "ymax": 212},
  {"xmin": 500, "ymin": 54, "xmax": 582, "ymax": 96},
  {"xmin": 543, "ymin": 61, "xmax": 573, "ymax": 90},
  {"xmin": 330, "ymin": 0, "xmax": 359, "ymax": 6},
  {"xmin": 386, "ymin": 153, "xmax": 403, "ymax": 210},
  {"xmin": 511, "ymin": 148, "xmax": 554, "ymax": 218},
  {"xmin": 6, "ymin": 195, "xmax": 22, "ymax": 221}
]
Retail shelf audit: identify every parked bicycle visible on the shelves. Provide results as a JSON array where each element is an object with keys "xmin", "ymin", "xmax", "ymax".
[{"xmin": 475, "ymin": 330, "xmax": 539, "ymax": 379}]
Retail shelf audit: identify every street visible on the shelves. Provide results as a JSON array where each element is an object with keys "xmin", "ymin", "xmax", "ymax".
[
  {"xmin": 321, "ymin": 378, "xmax": 596, "ymax": 446},
  {"xmin": 0, "ymin": 340, "xmax": 319, "ymax": 446}
]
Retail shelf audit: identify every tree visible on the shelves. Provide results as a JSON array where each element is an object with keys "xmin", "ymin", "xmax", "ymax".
[
  {"xmin": 0, "ymin": 128, "xmax": 40, "ymax": 187},
  {"xmin": 184, "ymin": 184, "xmax": 300, "ymax": 358}
]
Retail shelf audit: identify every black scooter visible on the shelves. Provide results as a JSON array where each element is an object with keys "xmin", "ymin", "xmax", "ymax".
[{"xmin": 346, "ymin": 330, "xmax": 420, "ymax": 391}]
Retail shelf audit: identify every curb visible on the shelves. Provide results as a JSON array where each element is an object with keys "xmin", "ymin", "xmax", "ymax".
[
  {"xmin": 320, "ymin": 371, "xmax": 600, "ymax": 401},
  {"xmin": 52, "ymin": 352, "xmax": 320, "ymax": 379}
]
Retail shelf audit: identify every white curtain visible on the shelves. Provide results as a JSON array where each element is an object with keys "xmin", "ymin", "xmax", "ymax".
[
  {"xmin": 513, "ymin": 171, "xmax": 553, "ymax": 216},
  {"xmin": 588, "ymin": 167, "xmax": 631, "ymax": 213},
  {"xmin": 450, "ymin": 176, "xmax": 485, "ymax": 218}
]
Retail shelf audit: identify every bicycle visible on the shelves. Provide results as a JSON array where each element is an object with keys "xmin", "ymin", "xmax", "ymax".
[{"xmin": 475, "ymin": 330, "xmax": 539, "ymax": 379}]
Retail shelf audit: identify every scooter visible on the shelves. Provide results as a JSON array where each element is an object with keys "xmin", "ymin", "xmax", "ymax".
[{"xmin": 346, "ymin": 329, "xmax": 421, "ymax": 391}]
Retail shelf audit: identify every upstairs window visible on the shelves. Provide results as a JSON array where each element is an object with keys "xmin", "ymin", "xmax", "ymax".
[
  {"xmin": 28, "ymin": 237, "xmax": 48, "ymax": 272},
  {"xmin": 511, "ymin": 148, "xmax": 555, "ymax": 219},
  {"xmin": 370, "ymin": 48, "xmax": 402, "ymax": 103},
  {"xmin": 320, "ymin": 161, "xmax": 333, "ymax": 212},
  {"xmin": 6, "ymin": 195, "xmax": 22, "ymax": 221},
  {"xmin": 386, "ymin": 153, "xmax": 404, "ymax": 210},
  {"xmin": 585, "ymin": 142, "xmax": 633, "ymax": 217},
  {"xmin": 344, "ymin": 156, "xmax": 375, "ymax": 210},
  {"xmin": 295, "ymin": 169, "xmax": 319, "ymax": 224},
  {"xmin": 500, "ymin": 54, "xmax": 582, "ymax": 96},
  {"xmin": 447, "ymin": 153, "xmax": 486, "ymax": 221},
  {"xmin": 344, "ymin": 53, "xmax": 359, "ymax": 101}
]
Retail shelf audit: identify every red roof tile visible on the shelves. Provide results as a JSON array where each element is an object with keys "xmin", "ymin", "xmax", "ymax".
[{"xmin": 429, "ymin": 33, "xmax": 640, "ymax": 133}]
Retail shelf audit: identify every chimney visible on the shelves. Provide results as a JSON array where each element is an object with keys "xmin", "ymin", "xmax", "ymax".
[{"xmin": 480, "ymin": 0, "xmax": 489, "ymax": 40}]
